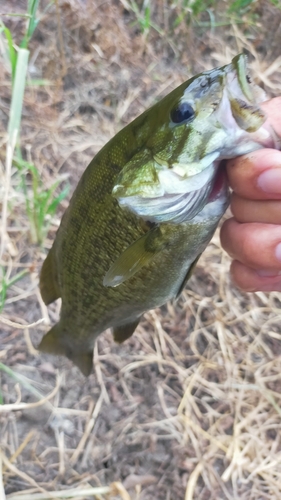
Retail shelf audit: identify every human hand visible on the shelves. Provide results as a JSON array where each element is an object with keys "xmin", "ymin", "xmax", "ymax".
[{"xmin": 220, "ymin": 97, "xmax": 281, "ymax": 292}]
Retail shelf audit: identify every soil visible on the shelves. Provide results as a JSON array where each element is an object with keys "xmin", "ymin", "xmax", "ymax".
[{"xmin": 1, "ymin": 1, "xmax": 281, "ymax": 499}]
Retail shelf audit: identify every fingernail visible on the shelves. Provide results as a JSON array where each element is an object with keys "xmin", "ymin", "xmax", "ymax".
[
  {"xmin": 257, "ymin": 169, "xmax": 281, "ymax": 194},
  {"xmin": 276, "ymin": 242, "xmax": 281, "ymax": 262},
  {"xmin": 256, "ymin": 270, "xmax": 281, "ymax": 277}
]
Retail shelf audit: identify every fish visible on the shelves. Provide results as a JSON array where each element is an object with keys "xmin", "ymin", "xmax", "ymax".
[{"xmin": 39, "ymin": 54, "xmax": 280, "ymax": 375}]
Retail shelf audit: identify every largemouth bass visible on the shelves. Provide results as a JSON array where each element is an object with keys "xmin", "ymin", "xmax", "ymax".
[{"xmin": 39, "ymin": 54, "xmax": 280, "ymax": 375}]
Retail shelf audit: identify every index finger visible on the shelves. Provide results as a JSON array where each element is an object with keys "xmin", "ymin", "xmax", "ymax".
[{"xmin": 226, "ymin": 97, "xmax": 281, "ymax": 200}]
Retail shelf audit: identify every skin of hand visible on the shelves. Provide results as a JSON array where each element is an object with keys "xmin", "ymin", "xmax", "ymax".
[{"xmin": 220, "ymin": 97, "xmax": 281, "ymax": 292}]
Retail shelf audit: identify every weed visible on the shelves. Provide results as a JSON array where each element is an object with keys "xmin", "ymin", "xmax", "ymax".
[
  {"xmin": 124, "ymin": 0, "xmax": 279, "ymax": 36},
  {"xmin": 128, "ymin": 0, "xmax": 152, "ymax": 34},
  {"xmin": 0, "ymin": 267, "xmax": 30, "ymax": 313},
  {"xmin": 0, "ymin": 0, "xmax": 68, "ymax": 318},
  {"xmin": 14, "ymin": 156, "xmax": 69, "ymax": 245}
]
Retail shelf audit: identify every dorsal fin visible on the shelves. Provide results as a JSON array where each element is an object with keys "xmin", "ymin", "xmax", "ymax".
[{"xmin": 40, "ymin": 247, "xmax": 61, "ymax": 305}]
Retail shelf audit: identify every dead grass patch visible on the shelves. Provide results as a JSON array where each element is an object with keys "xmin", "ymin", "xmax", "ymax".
[{"xmin": 1, "ymin": 1, "xmax": 281, "ymax": 499}]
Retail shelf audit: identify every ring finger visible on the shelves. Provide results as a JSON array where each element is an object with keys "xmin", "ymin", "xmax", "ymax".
[{"xmin": 220, "ymin": 218, "xmax": 281, "ymax": 271}]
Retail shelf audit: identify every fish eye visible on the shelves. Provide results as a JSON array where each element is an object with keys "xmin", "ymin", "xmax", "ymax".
[{"xmin": 170, "ymin": 102, "xmax": 195, "ymax": 125}]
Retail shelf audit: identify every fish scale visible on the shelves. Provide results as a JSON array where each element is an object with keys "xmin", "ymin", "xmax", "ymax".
[{"xmin": 39, "ymin": 54, "xmax": 280, "ymax": 375}]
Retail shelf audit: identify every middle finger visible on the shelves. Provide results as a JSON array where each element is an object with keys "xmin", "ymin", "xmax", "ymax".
[
  {"xmin": 231, "ymin": 194, "xmax": 281, "ymax": 224},
  {"xmin": 220, "ymin": 219, "xmax": 281, "ymax": 270}
]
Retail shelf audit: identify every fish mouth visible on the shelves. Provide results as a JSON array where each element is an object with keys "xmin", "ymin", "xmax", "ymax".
[
  {"xmin": 215, "ymin": 54, "xmax": 280, "ymax": 154},
  {"xmin": 207, "ymin": 163, "xmax": 228, "ymax": 203},
  {"xmin": 218, "ymin": 54, "xmax": 272, "ymax": 146},
  {"xmin": 117, "ymin": 160, "xmax": 227, "ymax": 224}
]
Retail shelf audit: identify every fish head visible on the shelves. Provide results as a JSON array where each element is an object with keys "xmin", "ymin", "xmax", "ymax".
[{"xmin": 113, "ymin": 54, "xmax": 280, "ymax": 224}]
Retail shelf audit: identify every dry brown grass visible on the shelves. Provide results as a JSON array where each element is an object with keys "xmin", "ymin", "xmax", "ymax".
[{"xmin": 1, "ymin": 1, "xmax": 281, "ymax": 499}]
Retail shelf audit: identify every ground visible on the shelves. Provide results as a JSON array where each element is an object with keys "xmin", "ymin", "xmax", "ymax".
[{"xmin": 1, "ymin": 1, "xmax": 281, "ymax": 499}]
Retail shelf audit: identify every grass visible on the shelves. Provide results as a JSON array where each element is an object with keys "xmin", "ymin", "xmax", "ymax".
[
  {"xmin": 14, "ymin": 156, "xmax": 69, "ymax": 245},
  {"xmin": 4, "ymin": 485, "xmax": 115, "ymax": 500},
  {"xmin": 0, "ymin": 0, "xmax": 68, "ymax": 313},
  {"xmin": 122, "ymin": 0, "xmax": 277, "ymax": 37},
  {"xmin": 1, "ymin": 0, "xmax": 281, "ymax": 499},
  {"xmin": 0, "ymin": 268, "xmax": 29, "ymax": 312}
]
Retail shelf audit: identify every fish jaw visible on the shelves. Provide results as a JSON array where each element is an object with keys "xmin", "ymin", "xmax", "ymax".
[
  {"xmin": 112, "ymin": 54, "xmax": 280, "ymax": 225},
  {"xmin": 214, "ymin": 79, "xmax": 280, "ymax": 157}
]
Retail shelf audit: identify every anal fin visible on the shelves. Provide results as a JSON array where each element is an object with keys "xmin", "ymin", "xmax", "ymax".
[
  {"xmin": 40, "ymin": 247, "xmax": 61, "ymax": 305},
  {"xmin": 38, "ymin": 323, "xmax": 93, "ymax": 376},
  {"xmin": 113, "ymin": 317, "xmax": 141, "ymax": 343}
]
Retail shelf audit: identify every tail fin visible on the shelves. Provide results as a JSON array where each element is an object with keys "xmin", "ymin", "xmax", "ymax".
[
  {"xmin": 40, "ymin": 247, "xmax": 61, "ymax": 305},
  {"xmin": 38, "ymin": 324, "xmax": 93, "ymax": 376}
]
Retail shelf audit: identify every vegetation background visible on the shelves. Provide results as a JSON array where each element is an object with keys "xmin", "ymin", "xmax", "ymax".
[{"xmin": 1, "ymin": 0, "xmax": 281, "ymax": 499}]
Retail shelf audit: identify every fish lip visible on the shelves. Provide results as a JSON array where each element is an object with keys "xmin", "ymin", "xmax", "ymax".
[
  {"xmin": 229, "ymin": 54, "xmax": 253, "ymax": 102},
  {"xmin": 224, "ymin": 54, "xmax": 256, "ymax": 103}
]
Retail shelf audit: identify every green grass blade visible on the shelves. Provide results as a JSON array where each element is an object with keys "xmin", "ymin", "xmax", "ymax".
[
  {"xmin": 228, "ymin": 0, "xmax": 254, "ymax": 12},
  {"xmin": 47, "ymin": 184, "xmax": 69, "ymax": 215},
  {"xmin": 0, "ymin": 268, "xmax": 29, "ymax": 312},
  {"xmin": 0, "ymin": 362, "xmax": 51, "ymax": 404},
  {"xmin": 0, "ymin": 22, "xmax": 17, "ymax": 82},
  {"xmin": 7, "ymin": 48, "xmax": 29, "ymax": 147},
  {"xmin": 21, "ymin": 0, "xmax": 40, "ymax": 48},
  {"xmin": 27, "ymin": 78, "xmax": 52, "ymax": 86},
  {"xmin": 2, "ymin": 48, "xmax": 29, "ymax": 259}
]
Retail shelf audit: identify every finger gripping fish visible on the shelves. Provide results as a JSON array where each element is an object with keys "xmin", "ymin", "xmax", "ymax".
[{"xmin": 39, "ymin": 54, "xmax": 280, "ymax": 375}]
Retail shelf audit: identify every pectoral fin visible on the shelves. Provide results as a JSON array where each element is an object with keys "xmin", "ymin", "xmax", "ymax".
[
  {"xmin": 38, "ymin": 324, "xmax": 93, "ymax": 376},
  {"xmin": 103, "ymin": 226, "xmax": 165, "ymax": 287},
  {"xmin": 113, "ymin": 317, "xmax": 141, "ymax": 343}
]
